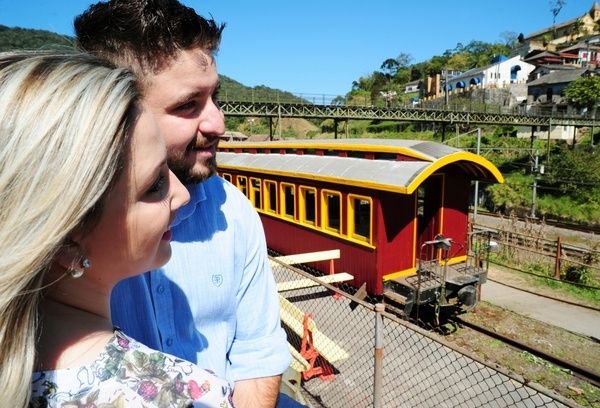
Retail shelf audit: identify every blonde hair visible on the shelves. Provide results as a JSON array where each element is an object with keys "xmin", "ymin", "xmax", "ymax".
[{"xmin": 0, "ymin": 51, "xmax": 138, "ymax": 407}]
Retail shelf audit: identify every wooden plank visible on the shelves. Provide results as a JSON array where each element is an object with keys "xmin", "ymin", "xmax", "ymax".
[
  {"xmin": 277, "ymin": 272, "xmax": 354, "ymax": 292},
  {"xmin": 279, "ymin": 296, "xmax": 349, "ymax": 363},
  {"xmin": 274, "ymin": 249, "xmax": 340, "ymax": 265},
  {"xmin": 288, "ymin": 344, "xmax": 310, "ymax": 372}
]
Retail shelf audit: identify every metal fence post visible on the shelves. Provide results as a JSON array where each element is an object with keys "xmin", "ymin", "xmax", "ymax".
[{"xmin": 374, "ymin": 303, "xmax": 385, "ymax": 408}]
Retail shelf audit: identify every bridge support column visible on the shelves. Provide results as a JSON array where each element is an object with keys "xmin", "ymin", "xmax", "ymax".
[
  {"xmin": 269, "ymin": 117, "xmax": 273, "ymax": 141},
  {"xmin": 334, "ymin": 118, "xmax": 339, "ymax": 139}
]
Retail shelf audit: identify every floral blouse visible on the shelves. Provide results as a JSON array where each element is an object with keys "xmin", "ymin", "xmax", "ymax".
[{"xmin": 30, "ymin": 330, "xmax": 234, "ymax": 407}]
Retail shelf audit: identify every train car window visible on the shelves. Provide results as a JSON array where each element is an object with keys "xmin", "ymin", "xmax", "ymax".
[
  {"xmin": 299, "ymin": 186, "xmax": 317, "ymax": 225},
  {"xmin": 250, "ymin": 177, "xmax": 262, "ymax": 209},
  {"xmin": 222, "ymin": 173, "xmax": 232, "ymax": 183},
  {"xmin": 348, "ymin": 151, "xmax": 363, "ymax": 159},
  {"xmin": 348, "ymin": 194, "xmax": 372, "ymax": 242},
  {"xmin": 321, "ymin": 190, "xmax": 341, "ymax": 233},
  {"xmin": 281, "ymin": 183, "xmax": 296, "ymax": 219},
  {"xmin": 236, "ymin": 176, "xmax": 248, "ymax": 197},
  {"xmin": 264, "ymin": 180, "xmax": 278, "ymax": 213}
]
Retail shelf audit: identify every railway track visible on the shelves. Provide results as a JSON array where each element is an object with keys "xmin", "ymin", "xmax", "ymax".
[{"xmin": 449, "ymin": 314, "xmax": 600, "ymax": 389}]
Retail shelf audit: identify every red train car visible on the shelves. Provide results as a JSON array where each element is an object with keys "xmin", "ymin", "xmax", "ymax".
[{"xmin": 218, "ymin": 139, "xmax": 503, "ymax": 316}]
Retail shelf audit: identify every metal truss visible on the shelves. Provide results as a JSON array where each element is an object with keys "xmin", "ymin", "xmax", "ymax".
[{"xmin": 220, "ymin": 101, "xmax": 600, "ymax": 127}]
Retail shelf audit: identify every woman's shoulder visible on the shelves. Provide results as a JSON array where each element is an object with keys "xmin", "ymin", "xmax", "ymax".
[{"xmin": 31, "ymin": 330, "xmax": 233, "ymax": 407}]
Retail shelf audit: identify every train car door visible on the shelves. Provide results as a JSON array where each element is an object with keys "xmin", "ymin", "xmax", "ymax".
[{"xmin": 416, "ymin": 175, "xmax": 443, "ymax": 261}]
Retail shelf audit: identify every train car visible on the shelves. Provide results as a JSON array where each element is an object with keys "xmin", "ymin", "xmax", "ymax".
[{"xmin": 217, "ymin": 139, "xmax": 503, "ymax": 317}]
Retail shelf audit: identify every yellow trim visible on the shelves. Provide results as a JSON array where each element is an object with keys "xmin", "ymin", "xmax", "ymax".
[
  {"xmin": 259, "ymin": 209, "xmax": 376, "ymax": 249},
  {"xmin": 220, "ymin": 141, "xmax": 435, "ymax": 161},
  {"xmin": 264, "ymin": 179, "xmax": 278, "ymax": 214},
  {"xmin": 321, "ymin": 189, "xmax": 342, "ymax": 233},
  {"xmin": 220, "ymin": 163, "xmax": 411, "ymax": 194},
  {"xmin": 383, "ymin": 267, "xmax": 417, "ymax": 281},
  {"xmin": 405, "ymin": 151, "xmax": 504, "ymax": 194},
  {"xmin": 299, "ymin": 186, "xmax": 317, "ymax": 226},
  {"xmin": 219, "ymin": 150, "xmax": 503, "ymax": 196},
  {"xmin": 236, "ymin": 175, "xmax": 248, "ymax": 197},
  {"xmin": 438, "ymin": 174, "xmax": 446, "ymax": 262},
  {"xmin": 221, "ymin": 173, "xmax": 232, "ymax": 182},
  {"xmin": 280, "ymin": 182, "xmax": 296, "ymax": 220},
  {"xmin": 249, "ymin": 177, "xmax": 262, "ymax": 209},
  {"xmin": 347, "ymin": 194, "xmax": 373, "ymax": 245}
]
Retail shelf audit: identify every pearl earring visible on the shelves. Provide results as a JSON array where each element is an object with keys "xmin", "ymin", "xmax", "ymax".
[{"xmin": 70, "ymin": 258, "xmax": 91, "ymax": 278}]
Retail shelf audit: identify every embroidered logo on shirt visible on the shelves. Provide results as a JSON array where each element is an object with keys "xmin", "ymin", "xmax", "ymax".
[{"xmin": 211, "ymin": 274, "xmax": 223, "ymax": 287}]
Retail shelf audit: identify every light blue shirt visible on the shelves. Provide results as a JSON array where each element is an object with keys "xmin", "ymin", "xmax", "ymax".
[{"xmin": 111, "ymin": 175, "xmax": 290, "ymax": 384}]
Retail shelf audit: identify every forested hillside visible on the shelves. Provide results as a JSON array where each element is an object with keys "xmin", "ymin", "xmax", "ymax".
[{"xmin": 0, "ymin": 25, "xmax": 304, "ymax": 104}]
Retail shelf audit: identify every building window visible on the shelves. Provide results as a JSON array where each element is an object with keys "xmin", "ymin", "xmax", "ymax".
[
  {"xmin": 237, "ymin": 176, "xmax": 248, "ymax": 197},
  {"xmin": 348, "ymin": 195, "xmax": 372, "ymax": 242},
  {"xmin": 321, "ymin": 190, "xmax": 341, "ymax": 233},
  {"xmin": 281, "ymin": 183, "xmax": 296, "ymax": 219},
  {"xmin": 299, "ymin": 186, "xmax": 317, "ymax": 225},
  {"xmin": 249, "ymin": 177, "xmax": 262, "ymax": 209},
  {"xmin": 264, "ymin": 180, "xmax": 278, "ymax": 213},
  {"xmin": 222, "ymin": 173, "xmax": 232, "ymax": 183}
]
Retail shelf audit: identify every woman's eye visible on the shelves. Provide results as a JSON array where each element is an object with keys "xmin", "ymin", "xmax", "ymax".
[{"xmin": 147, "ymin": 173, "xmax": 168, "ymax": 197}]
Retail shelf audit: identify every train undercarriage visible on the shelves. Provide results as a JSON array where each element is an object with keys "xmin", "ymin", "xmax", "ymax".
[{"xmin": 383, "ymin": 230, "xmax": 497, "ymax": 325}]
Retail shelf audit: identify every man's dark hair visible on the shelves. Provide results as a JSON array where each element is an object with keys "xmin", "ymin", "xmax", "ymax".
[{"xmin": 74, "ymin": 0, "xmax": 225, "ymax": 76}]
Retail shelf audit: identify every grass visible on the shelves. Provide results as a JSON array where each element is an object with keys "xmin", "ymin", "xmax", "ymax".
[{"xmin": 445, "ymin": 302, "xmax": 600, "ymax": 407}]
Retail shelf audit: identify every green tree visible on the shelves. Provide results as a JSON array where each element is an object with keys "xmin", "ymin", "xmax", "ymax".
[
  {"xmin": 564, "ymin": 75, "xmax": 600, "ymax": 115},
  {"xmin": 543, "ymin": 144, "xmax": 600, "ymax": 201}
]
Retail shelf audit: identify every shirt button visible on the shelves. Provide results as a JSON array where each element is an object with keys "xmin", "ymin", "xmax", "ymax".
[
  {"xmin": 157, "ymin": 285, "xmax": 165, "ymax": 294},
  {"xmin": 166, "ymin": 338, "xmax": 174, "ymax": 347}
]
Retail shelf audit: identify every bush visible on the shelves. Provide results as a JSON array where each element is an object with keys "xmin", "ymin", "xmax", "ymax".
[{"xmin": 562, "ymin": 265, "xmax": 592, "ymax": 285}]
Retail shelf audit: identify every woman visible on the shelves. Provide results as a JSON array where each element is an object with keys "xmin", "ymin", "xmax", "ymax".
[{"xmin": 0, "ymin": 52, "xmax": 233, "ymax": 407}]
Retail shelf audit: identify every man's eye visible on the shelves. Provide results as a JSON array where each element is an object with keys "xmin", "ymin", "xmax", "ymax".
[
  {"xmin": 175, "ymin": 101, "xmax": 196, "ymax": 112},
  {"xmin": 212, "ymin": 90, "xmax": 221, "ymax": 108}
]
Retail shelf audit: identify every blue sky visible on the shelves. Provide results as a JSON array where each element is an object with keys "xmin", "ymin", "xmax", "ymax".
[{"xmin": 0, "ymin": 0, "xmax": 591, "ymax": 96}]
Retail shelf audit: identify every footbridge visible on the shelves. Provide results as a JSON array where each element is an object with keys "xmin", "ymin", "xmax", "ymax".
[{"xmin": 220, "ymin": 101, "xmax": 599, "ymax": 127}]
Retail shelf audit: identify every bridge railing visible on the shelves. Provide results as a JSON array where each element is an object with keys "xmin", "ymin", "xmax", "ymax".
[{"xmin": 219, "ymin": 91, "xmax": 600, "ymax": 121}]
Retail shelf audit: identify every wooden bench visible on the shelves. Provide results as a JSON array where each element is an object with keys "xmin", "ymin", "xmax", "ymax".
[
  {"xmin": 274, "ymin": 249, "xmax": 340, "ymax": 267},
  {"xmin": 277, "ymin": 272, "xmax": 354, "ymax": 292}
]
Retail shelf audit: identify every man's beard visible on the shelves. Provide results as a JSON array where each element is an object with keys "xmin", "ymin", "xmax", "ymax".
[{"xmin": 168, "ymin": 148, "xmax": 217, "ymax": 185}]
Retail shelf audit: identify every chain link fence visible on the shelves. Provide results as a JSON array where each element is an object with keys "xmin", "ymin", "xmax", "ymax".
[{"xmin": 271, "ymin": 257, "xmax": 579, "ymax": 408}]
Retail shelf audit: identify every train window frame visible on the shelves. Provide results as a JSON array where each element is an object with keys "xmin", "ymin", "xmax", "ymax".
[
  {"xmin": 299, "ymin": 186, "xmax": 317, "ymax": 226},
  {"xmin": 321, "ymin": 189, "xmax": 342, "ymax": 234},
  {"xmin": 236, "ymin": 175, "xmax": 248, "ymax": 197},
  {"xmin": 249, "ymin": 177, "xmax": 262, "ymax": 209},
  {"xmin": 280, "ymin": 182, "xmax": 296, "ymax": 220},
  {"xmin": 264, "ymin": 180, "xmax": 278, "ymax": 214},
  {"xmin": 347, "ymin": 194, "xmax": 373, "ymax": 244},
  {"xmin": 222, "ymin": 173, "xmax": 232, "ymax": 183}
]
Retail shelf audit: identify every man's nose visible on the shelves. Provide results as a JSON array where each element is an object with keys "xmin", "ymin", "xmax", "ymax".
[{"xmin": 198, "ymin": 100, "xmax": 225, "ymax": 136}]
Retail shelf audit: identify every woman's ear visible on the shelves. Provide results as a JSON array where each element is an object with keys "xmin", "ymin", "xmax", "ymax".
[{"xmin": 54, "ymin": 239, "xmax": 84, "ymax": 271}]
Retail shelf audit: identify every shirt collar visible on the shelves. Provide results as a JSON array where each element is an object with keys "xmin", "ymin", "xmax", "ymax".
[{"xmin": 170, "ymin": 178, "xmax": 208, "ymax": 227}]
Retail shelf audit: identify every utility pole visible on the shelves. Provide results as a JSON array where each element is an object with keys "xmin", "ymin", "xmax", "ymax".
[
  {"xmin": 473, "ymin": 128, "xmax": 481, "ymax": 221},
  {"xmin": 531, "ymin": 150, "xmax": 539, "ymax": 219}
]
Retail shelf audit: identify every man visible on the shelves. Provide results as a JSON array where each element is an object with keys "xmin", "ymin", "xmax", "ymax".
[{"xmin": 75, "ymin": 1, "xmax": 293, "ymax": 407}]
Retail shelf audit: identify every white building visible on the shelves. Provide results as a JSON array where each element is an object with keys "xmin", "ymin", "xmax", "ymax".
[{"xmin": 446, "ymin": 55, "xmax": 535, "ymax": 92}]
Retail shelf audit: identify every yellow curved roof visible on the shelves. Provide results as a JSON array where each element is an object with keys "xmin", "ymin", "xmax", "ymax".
[{"xmin": 218, "ymin": 139, "xmax": 503, "ymax": 194}]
